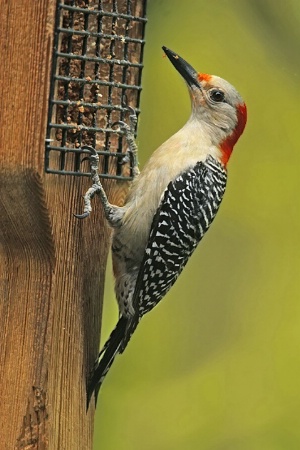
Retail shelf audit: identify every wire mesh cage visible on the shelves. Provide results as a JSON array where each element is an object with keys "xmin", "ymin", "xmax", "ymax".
[{"xmin": 46, "ymin": 0, "xmax": 147, "ymax": 179}]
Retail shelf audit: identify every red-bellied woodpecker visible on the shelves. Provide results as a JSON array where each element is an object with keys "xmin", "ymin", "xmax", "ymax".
[{"xmin": 76, "ymin": 46, "xmax": 247, "ymax": 407}]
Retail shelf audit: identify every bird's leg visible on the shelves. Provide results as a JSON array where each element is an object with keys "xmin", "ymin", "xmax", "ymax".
[
  {"xmin": 75, "ymin": 107, "xmax": 139, "ymax": 221},
  {"xmin": 114, "ymin": 107, "xmax": 140, "ymax": 179},
  {"xmin": 74, "ymin": 146, "xmax": 123, "ymax": 226}
]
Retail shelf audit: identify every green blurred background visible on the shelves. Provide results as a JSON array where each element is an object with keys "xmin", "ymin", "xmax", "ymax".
[{"xmin": 94, "ymin": 0, "xmax": 300, "ymax": 448}]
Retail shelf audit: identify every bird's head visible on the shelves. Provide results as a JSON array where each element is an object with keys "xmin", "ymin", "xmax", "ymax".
[{"xmin": 162, "ymin": 46, "xmax": 247, "ymax": 165}]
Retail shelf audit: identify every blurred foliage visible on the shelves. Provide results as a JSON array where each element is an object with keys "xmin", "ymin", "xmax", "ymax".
[{"xmin": 94, "ymin": 0, "xmax": 300, "ymax": 448}]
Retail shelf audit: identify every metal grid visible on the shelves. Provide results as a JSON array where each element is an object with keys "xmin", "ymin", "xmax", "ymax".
[{"xmin": 46, "ymin": 0, "xmax": 147, "ymax": 179}]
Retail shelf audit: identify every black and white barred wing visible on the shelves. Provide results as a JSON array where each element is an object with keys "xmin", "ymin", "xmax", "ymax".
[{"xmin": 133, "ymin": 157, "xmax": 227, "ymax": 317}]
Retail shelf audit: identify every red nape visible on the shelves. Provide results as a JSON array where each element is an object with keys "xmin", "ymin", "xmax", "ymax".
[
  {"xmin": 220, "ymin": 103, "xmax": 247, "ymax": 166},
  {"xmin": 197, "ymin": 73, "xmax": 212, "ymax": 83}
]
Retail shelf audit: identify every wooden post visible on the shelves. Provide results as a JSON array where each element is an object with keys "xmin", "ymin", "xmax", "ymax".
[{"xmin": 0, "ymin": 1, "xmax": 146, "ymax": 448}]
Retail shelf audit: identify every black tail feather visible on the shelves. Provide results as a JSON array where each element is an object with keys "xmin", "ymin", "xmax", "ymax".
[
  {"xmin": 87, "ymin": 316, "xmax": 128, "ymax": 408},
  {"xmin": 120, "ymin": 315, "xmax": 139, "ymax": 354}
]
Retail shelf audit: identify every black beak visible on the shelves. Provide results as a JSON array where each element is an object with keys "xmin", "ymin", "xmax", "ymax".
[{"xmin": 162, "ymin": 46, "xmax": 201, "ymax": 89}]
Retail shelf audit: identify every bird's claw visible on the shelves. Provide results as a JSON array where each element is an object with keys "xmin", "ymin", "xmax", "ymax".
[
  {"xmin": 81, "ymin": 145, "xmax": 97, "ymax": 154},
  {"xmin": 74, "ymin": 145, "xmax": 99, "ymax": 220},
  {"xmin": 111, "ymin": 120, "xmax": 128, "ymax": 130},
  {"xmin": 121, "ymin": 154, "xmax": 130, "ymax": 165},
  {"xmin": 111, "ymin": 107, "xmax": 138, "ymax": 166},
  {"xmin": 112, "ymin": 106, "xmax": 137, "ymax": 133},
  {"xmin": 73, "ymin": 211, "xmax": 90, "ymax": 219},
  {"xmin": 128, "ymin": 106, "xmax": 137, "ymax": 127}
]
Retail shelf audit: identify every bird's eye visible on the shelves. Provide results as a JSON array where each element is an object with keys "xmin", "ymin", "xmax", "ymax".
[{"xmin": 209, "ymin": 89, "xmax": 225, "ymax": 103}]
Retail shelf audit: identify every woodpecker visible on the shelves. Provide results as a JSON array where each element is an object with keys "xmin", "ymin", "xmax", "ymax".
[{"xmin": 77, "ymin": 46, "xmax": 247, "ymax": 407}]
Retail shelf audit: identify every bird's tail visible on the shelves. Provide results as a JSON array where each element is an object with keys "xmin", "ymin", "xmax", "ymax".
[
  {"xmin": 87, "ymin": 313, "xmax": 141, "ymax": 408},
  {"xmin": 87, "ymin": 315, "xmax": 128, "ymax": 408}
]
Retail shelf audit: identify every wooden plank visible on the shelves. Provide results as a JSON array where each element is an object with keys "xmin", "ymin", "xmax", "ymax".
[
  {"xmin": 0, "ymin": 1, "xmax": 145, "ymax": 448},
  {"xmin": 0, "ymin": 1, "xmax": 104, "ymax": 448}
]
